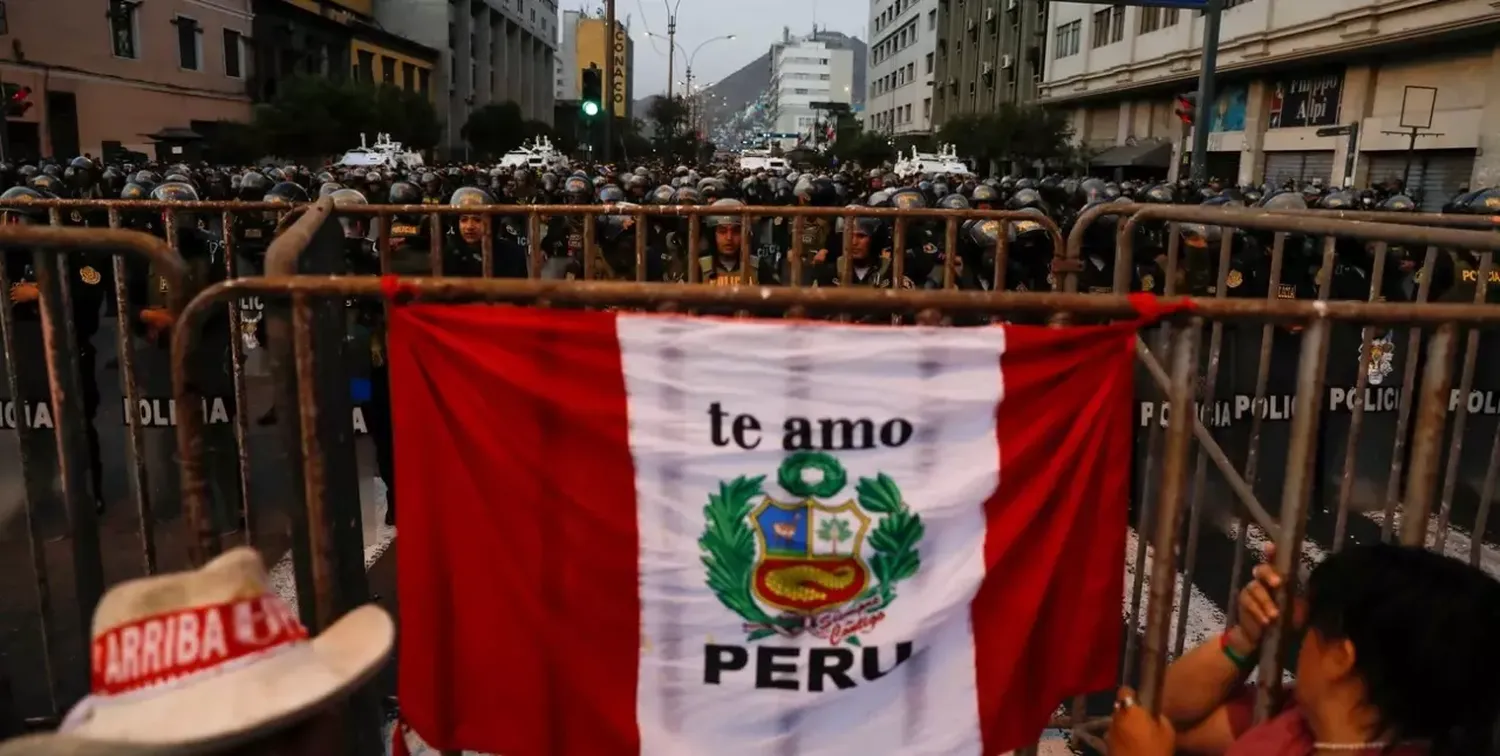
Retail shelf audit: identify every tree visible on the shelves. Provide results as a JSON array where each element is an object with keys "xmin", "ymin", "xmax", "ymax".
[
  {"xmin": 817, "ymin": 517, "xmax": 854, "ymax": 556},
  {"xmin": 200, "ymin": 120, "xmax": 265, "ymax": 166},
  {"xmin": 646, "ymin": 95, "xmax": 699, "ymax": 160},
  {"xmin": 461, "ymin": 101, "xmax": 528, "ymax": 159},
  {"xmin": 252, "ymin": 76, "xmax": 442, "ymax": 162},
  {"xmin": 830, "ymin": 129, "xmax": 895, "ymax": 167},
  {"xmin": 936, "ymin": 104, "xmax": 1075, "ymax": 175}
]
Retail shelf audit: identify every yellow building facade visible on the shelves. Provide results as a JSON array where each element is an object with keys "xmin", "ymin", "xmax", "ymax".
[
  {"xmin": 572, "ymin": 18, "xmax": 631, "ymax": 117},
  {"xmin": 350, "ymin": 37, "xmax": 436, "ymax": 99}
]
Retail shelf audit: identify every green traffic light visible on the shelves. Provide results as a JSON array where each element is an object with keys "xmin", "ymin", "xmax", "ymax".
[{"xmin": 582, "ymin": 101, "xmax": 600, "ymax": 117}]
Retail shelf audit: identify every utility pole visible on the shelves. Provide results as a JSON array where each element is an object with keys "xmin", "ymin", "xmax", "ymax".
[
  {"xmin": 666, "ymin": 13, "xmax": 677, "ymax": 100},
  {"xmin": 604, "ymin": 0, "xmax": 617, "ymax": 164},
  {"xmin": 1189, "ymin": 0, "xmax": 1223, "ymax": 182}
]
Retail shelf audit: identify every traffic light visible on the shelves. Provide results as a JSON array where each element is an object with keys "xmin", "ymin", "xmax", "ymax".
[
  {"xmin": 3, "ymin": 84, "xmax": 32, "ymax": 118},
  {"xmin": 1174, "ymin": 93, "xmax": 1196, "ymax": 126},
  {"xmin": 581, "ymin": 66, "xmax": 602, "ymax": 118}
]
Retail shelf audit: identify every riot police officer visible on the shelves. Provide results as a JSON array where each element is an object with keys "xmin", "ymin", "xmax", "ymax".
[{"xmin": 700, "ymin": 198, "xmax": 776, "ymax": 285}]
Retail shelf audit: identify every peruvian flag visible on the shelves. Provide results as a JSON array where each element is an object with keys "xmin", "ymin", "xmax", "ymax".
[{"xmin": 392, "ymin": 306, "xmax": 1133, "ymax": 756}]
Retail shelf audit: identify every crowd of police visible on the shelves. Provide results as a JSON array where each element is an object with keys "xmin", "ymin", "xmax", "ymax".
[{"xmin": 3, "ymin": 154, "xmax": 1499, "ymax": 532}]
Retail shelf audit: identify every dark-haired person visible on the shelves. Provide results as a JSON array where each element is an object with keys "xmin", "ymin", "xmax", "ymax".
[{"xmin": 1108, "ymin": 542, "xmax": 1500, "ymax": 755}]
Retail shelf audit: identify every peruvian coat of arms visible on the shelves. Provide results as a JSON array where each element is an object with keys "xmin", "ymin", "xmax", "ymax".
[
  {"xmin": 1363, "ymin": 332, "xmax": 1396, "ymax": 386},
  {"xmin": 699, "ymin": 451, "xmax": 925, "ymax": 645}
]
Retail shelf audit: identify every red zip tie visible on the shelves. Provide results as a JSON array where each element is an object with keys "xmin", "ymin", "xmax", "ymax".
[
  {"xmin": 1128, "ymin": 292, "xmax": 1196, "ymax": 323},
  {"xmin": 381, "ymin": 275, "xmax": 417, "ymax": 305}
]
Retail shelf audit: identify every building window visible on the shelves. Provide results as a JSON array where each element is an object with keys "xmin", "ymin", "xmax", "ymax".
[
  {"xmin": 1054, "ymin": 20, "xmax": 1080, "ymax": 58},
  {"xmin": 109, "ymin": 0, "xmax": 139, "ymax": 59},
  {"xmin": 222, "ymin": 29, "xmax": 243, "ymax": 77},
  {"xmin": 928, "ymin": 9, "xmax": 936, "ymax": 29},
  {"xmin": 1091, "ymin": 6, "xmax": 1123, "ymax": 48},
  {"xmin": 356, "ymin": 49, "xmax": 375, "ymax": 82},
  {"xmin": 174, "ymin": 16, "xmax": 201, "ymax": 70},
  {"xmin": 382, "ymin": 56, "xmax": 396, "ymax": 84},
  {"xmin": 1138, "ymin": 6, "xmax": 1179, "ymax": 34},
  {"xmin": 906, "ymin": 61, "xmax": 914, "ymax": 81},
  {"xmin": 403, "ymin": 62, "xmax": 416, "ymax": 90},
  {"xmin": 922, "ymin": 97, "xmax": 932, "ymax": 120},
  {"xmin": 925, "ymin": 52, "xmax": 933, "ymax": 74}
]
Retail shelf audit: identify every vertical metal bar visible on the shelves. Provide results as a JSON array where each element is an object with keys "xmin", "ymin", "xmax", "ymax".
[
  {"xmin": 891, "ymin": 217, "xmax": 908, "ymax": 285},
  {"xmin": 0, "ymin": 236, "xmax": 59, "ymax": 716},
  {"xmin": 1121, "ymin": 217, "xmax": 1182, "ymax": 678},
  {"xmin": 789, "ymin": 215, "xmax": 806, "ymax": 288},
  {"xmin": 1253, "ymin": 316, "xmax": 1332, "ymax": 722},
  {"xmin": 993, "ymin": 231, "xmax": 1009, "ymax": 293},
  {"xmin": 480, "ymin": 214, "xmax": 494, "ymax": 279},
  {"xmin": 1435, "ymin": 252, "xmax": 1492, "ymax": 552},
  {"xmin": 1332, "ymin": 242, "xmax": 1389, "ymax": 550},
  {"xmin": 942, "ymin": 217, "xmax": 957, "ymax": 290},
  {"xmin": 222, "ymin": 211, "xmax": 253, "ymax": 543},
  {"xmin": 837, "ymin": 213, "xmax": 853, "ymax": 323},
  {"xmin": 1401, "ymin": 323, "xmax": 1459, "ymax": 547},
  {"xmin": 33, "ymin": 238, "xmax": 106, "ymax": 692},
  {"xmin": 1472, "ymin": 425, "xmax": 1500, "ymax": 568},
  {"xmin": 633, "ymin": 208, "xmax": 648, "ymax": 283},
  {"xmin": 377, "ymin": 211, "xmax": 393, "ymax": 276},
  {"xmin": 291, "ymin": 296, "xmax": 336, "ymax": 632},
  {"xmin": 1227, "ymin": 232, "xmax": 1286, "ymax": 603},
  {"xmin": 427, "ymin": 211, "xmax": 443, "ymax": 276},
  {"xmin": 1172, "ymin": 232, "xmax": 1233, "ymax": 656},
  {"xmin": 582, "ymin": 212, "xmax": 597, "ymax": 281},
  {"xmin": 686, "ymin": 215, "xmax": 702, "ymax": 284},
  {"xmin": 527, "ymin": 213, "xmax": 542, "ymax": 280},
  {"xmin": 1381, "ymin": 246, "xmax": 1439, "ymax": 542},
  {"xmin": 738, "ymin": 212, "xmax": 752, "ymax": 285},
  {"xmin": 1138, "ymin": 320, "xmax": 1200, "ymax": 715},
  {"xmin": 108, "ymin": 208, "xmax": 156, "ymax": 574}
]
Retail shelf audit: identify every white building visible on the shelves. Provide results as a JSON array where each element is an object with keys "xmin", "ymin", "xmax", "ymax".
[
  {"xmin": 555, "ymin": 12, "xmax": 578, "ymax": 102},
  {"xmin": 768, "ymin": 30, "xmax": 856, "ymax": 144},
  {"xmin": 375, "ymin": 0, "xmax": 559, "ymax": 156},
  {"xmin": 1040, "ymin": 0, "xmax": 1500, "ymax": 208},
  {"xmin": 866, "ymin": 0, "xmax": 938, "ymax": 135}
]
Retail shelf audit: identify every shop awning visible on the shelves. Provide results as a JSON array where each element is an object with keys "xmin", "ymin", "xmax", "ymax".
[
  {"xmin": 1089, "ymin": 139, "xmax": 1173, "ymax": 168},
  {"xmin": 142, "ymin": 128, "xmax": 205, "ymax": 142}
]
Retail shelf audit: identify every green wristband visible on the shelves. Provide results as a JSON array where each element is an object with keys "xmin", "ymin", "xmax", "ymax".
[{"xmin": 1220, "ymin": 632, "xmax": 1257, "ymax": 670}]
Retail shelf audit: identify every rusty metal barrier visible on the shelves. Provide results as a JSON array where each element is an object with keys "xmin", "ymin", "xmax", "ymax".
[
  {"xmin": 0, "ymin": 218, "xmax": 186, "ymax": 720},
  {"xmin": 6, "ymin": 196, "xmax": 1500, "ymax": 752}
]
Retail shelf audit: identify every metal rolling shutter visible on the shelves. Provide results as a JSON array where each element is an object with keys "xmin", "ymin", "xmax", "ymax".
[
  {"xmin": 1367, "ymin": 150, "xmax": 1477, "ymax": 211},
  {"xmin": 1261, "ymin": 151, "xmax": 1335, "ymax": 188}
]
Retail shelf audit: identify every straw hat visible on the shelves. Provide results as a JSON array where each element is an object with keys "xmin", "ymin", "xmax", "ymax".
[{"xmin": 0, "ymin": 547, "xmax": 393, "ymax": 755}]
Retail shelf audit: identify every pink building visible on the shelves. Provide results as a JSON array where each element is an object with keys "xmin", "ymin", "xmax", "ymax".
[{"xmin": 0, "ymin": 0, "xmax": 254, "ymax": 161}]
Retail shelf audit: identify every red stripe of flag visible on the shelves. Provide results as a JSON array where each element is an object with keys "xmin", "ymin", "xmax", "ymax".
[
  {"xmin": 391, "ymin": 306, "xmax": 642, "ymax": 755},
  {"xmin": 974, "ymin": 323, "xmax": 1132, "ymax": 752}
]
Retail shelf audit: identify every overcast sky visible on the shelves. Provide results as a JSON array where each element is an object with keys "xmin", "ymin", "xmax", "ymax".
[{"xmin": 605, "ymin": 0, "xmax": 869, "ymax": 95}]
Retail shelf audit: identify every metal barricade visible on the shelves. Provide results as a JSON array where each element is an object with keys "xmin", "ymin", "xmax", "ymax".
[
  {"xmin": 0, "ymin": 219, "xmax": 186, "ymax": 722},
  {"xmin": 166, "ymin": 199, "xmax": 1500, "ymax": 754},
  {"xmin": 0, "ymin": 199, "xmax": 293, "ymax": 724},
  {"xmin": 6, "ymin": 196, "xmax": 1500, "ymax": 753}
]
